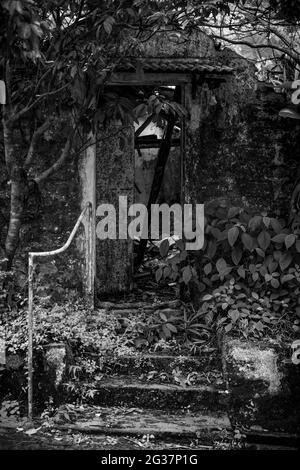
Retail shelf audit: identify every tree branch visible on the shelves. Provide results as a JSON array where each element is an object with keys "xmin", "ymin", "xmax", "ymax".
[
  {"xmin": 24, "ymin": 119, "xmax": 52, "ymax": 169},
  {"xmin": 35, "ymin": 126, "xmax": 75, "ymax": 183},
  {"xmin": 209, "ymin": 33, "xmax": 300, "ymax": 64},
  {"xmin": 9, "ymin": 83, "xmax": 69, "ymax": 123}
]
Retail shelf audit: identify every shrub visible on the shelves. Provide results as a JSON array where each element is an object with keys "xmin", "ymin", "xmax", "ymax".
[{"xmin": 156, "ymin": 203, "xmax": 300, "ymax": 338}]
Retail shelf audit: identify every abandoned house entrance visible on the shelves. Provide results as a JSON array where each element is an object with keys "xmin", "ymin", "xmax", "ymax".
[
  {"xmin": 79, "ymin": 32, "xmax": 234, "ymax": 298},
  {"xmin": 96, "ymin": 78, "xmax": 185, "ymax": 297}
]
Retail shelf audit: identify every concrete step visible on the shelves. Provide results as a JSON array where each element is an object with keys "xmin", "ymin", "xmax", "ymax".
[
  {"xmin": 53, "ymin": 405, "xmax": 232, "ymax": 442},
  {"xmin": 96, "ymin": 300, "xmax": 182, "ymax": 315},
  {"xmin": 67, "ymin": 376, "xmax": 229, "ymax": 412},
  {"xmin": 84, "ymin": 352, "xmax": 221, "ymax": 375}
]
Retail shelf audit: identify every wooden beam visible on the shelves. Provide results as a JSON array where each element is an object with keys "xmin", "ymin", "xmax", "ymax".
[{"xmin": 135, "ymin": 138, "xmax": 180, "ymax": 149}]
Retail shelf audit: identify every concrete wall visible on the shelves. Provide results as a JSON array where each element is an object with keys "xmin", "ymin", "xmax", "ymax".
[
  {"xmin": 184, "ymin": 61, "xmax": 300, "ymax": 217},
  {"xmin": 78, "ymin": 34, "xmax": 300, "ymax": 296},
  {"xmin": 95, "ymin": 124, "xmax": 134, "ymax": 295}
]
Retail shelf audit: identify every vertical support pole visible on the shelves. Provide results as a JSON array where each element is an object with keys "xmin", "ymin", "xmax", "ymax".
[
  {"xmin": 28, "ymin": 254, "xmax": 34, "ymax": 421},
  {"xmin": 79, "ymin": 131, "xmax": 96, "ymax": 303},
  {"xmin": 181, "ymin": 83, "xmax": 186, "ymax": 206},
  {"xmin": 91, "ymin": 202, "xmax": 95, "ymax": 302},
  {"xmin": 87, "ymin": 202, "xmax": 93, "ymax": 299},
  {"xmin": 87, "ymin": 202, "xmax": 91, "ymax": 294},
  {"xmin": 26, "ymin": 203, "xmax": 92, "ymax": 419}
]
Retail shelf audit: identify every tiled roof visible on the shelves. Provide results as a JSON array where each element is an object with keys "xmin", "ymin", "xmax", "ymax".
[{"xmin": 118, "ymin": 58, "xmax": 233, "ymax": 74}]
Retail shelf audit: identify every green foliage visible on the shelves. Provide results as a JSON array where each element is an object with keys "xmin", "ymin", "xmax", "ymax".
[
  {"xmin": 1, "ymin": 0, "xmax": 299, "ymax": 131},
  {"xmin": 156, "ymin": 203, "xmax": 300, "ymax": 339},
  {"xmin": 0, "ymin": 0, "xmax": 256, "ymax": 133},
  {"xmin": 158, "ymin": 204, "xmax": 300, "ymax": 291},
  {"xmin": 270, "ymin": 0, "xmax": 300, "ymax": 22},
  {"xmin": 33, "ymin": 258, "xmax": 83, "ymax": 304},
  {"xmin": 94, "ymin": 86, "xmax": 186, "ymax": 129},
  {"xmin": 133, "ymin": 90, "xmax": 188, "ymax": 125},
  {"xmin": 0, "ymin": 266, "xmax": 26, "ymax": 314},
  {"xmin": 4, "ymin": 300, "xmax": 136, "ymax": 358},
  {"xmin": 143, "ymin": 367, "xmax": 221, "ymax": 387},
  {"xmin": 197, "ymin": 278, "xmax": 293, "ymax": 339},
  {"xmin": 136, "ymin": 309, "xmax": 180, "ymax": 346},
  {"xmin": 130, "ymin": 305, "xmax": 212, "ymax": 351},
  {"xmin": 0, "ymin": 0, "xmax": 45, "ymax": 61}
]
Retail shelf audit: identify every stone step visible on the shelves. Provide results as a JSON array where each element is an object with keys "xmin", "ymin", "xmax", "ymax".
[
  {"xmin": 96, "ymin": 300, "xmax": 182, "ymax": 313},
  {"xmin": 67, "ymin": 376, "xmax": 229, "ymax": 412},
  {"xmin": 53, "ymin": 405, "xmax": 232, "ymax": 442},
  {"xmin": 244, "ymin": 429, "xmax": 300, "ymax": 448},
  {"xmin": 84, "ymin": 352, "xmax": 221, "ymax": 375}
]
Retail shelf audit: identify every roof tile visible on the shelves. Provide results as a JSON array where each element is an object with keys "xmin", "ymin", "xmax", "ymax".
[{"xmin": 118, "ymin": 58, "xmax": 233, "ymax": 74}]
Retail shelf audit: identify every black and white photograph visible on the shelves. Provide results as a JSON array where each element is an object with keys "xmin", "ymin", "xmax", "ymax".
[{"xmin": 0, "ymin": 0, "xmax": 300, "ymax": 456}]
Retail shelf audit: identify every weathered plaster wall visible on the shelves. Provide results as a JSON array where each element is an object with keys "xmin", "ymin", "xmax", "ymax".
[
  {"xmin": 95, "ymin": 124, "xmax": 134, "ymax": 295},
  {"xmin": 78, "ymin": 133, "xmax": 96, "ymax": 297},
  {"xmin": 184, "ymin": 60, "xmax": 300, "ymax": 216},
  {"xmin": 124, "ymin": 30, "xmax": 300, "ymax": 217}
]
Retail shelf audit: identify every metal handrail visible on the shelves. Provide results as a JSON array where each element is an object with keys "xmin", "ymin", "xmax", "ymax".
[{"xmin": 27, "ymin": 202, "xmax": 93, "ymax": 420}]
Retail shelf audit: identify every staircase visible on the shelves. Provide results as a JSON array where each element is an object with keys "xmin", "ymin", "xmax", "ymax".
[
  {"xmin": 52, "ymin": 297, "xmax": 235, "ymax": 449},
  {"xmin": 40, "ymin": 273, "xmax": 300, "ymax": 449}
]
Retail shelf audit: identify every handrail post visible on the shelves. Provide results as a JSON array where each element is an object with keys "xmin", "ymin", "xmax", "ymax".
[
  {"xmin": 28, "ymin": 254, "xmax": 34, "ymax": 422},
  {"xmin": 26, "ymin": 202, "xmax": 92, "ymax": 419},
  {"xmin": 89, "ymin": 201, "xmax": 94, "ymax": 302},
  {"xmin": 88, "ymin": 201, "xmax": 92, "ymax": 295}
]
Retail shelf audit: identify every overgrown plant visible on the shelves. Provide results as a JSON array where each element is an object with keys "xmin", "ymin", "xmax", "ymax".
[
  {"xmin": 198, "ymin": 279, "xmax": 293, "ymax": 339},
  {"xmin": 0, "ymin": 0, "xmax": 190, "ymax": 268},
  {"xmin": 156, "ymin": 203, "xmax": 300, "ymax": 339}
]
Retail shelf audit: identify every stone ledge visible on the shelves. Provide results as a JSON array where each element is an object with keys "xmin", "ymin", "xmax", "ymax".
[{"xmin": 224, "ymin": 337, "xmax": 300, "ymax": 432}]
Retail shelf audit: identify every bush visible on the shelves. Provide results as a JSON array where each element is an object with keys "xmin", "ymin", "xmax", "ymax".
[
  {"xmin": 4, "ymin": 301, "xmax": 135, "ymax": 358},
  {"xmin": 156, "ymin": 203, "xmax": 300, "ymax": 339}
]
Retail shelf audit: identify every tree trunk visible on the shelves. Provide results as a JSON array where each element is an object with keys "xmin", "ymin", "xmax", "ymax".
[
  {"xmin": 5, "ymin": 174, "xmax": 26, "ymax": 269},
  {"xmin": 2, "ymin": 118, "xmax": 26, "ymax": 269}
]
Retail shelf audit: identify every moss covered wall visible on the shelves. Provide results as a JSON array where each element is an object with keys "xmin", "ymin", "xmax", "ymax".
[
  {"xmin": 95, "ymin": 124, "xmax": 134, "ymax": 295},
  {"xmin": 0, "ymin": 122, "xmax": 83, "ymax": 300},
  {"xmin": 184, "ymin": 59, "xmax": 300, "ymax": 217},
  {"xmin": 2, "ymin": 36, "xmax": 300, "ymax": 298}
]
